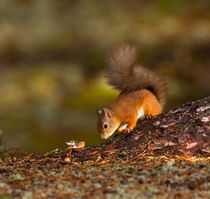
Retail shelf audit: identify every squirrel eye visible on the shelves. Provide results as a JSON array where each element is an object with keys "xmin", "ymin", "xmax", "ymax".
[{"xmin": 104, "ymin": 123, "xmax": 109, "ymax": 129}]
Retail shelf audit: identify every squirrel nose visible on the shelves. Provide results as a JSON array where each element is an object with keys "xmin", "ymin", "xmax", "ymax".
[{"xmin": 100, "ymin": 134, "xmax": 106, "ymax": 139}]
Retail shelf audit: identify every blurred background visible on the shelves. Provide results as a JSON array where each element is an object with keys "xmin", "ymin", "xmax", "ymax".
[{"xmin": 0, "ymin": 0, "xmax": 209, "ymax": 153}]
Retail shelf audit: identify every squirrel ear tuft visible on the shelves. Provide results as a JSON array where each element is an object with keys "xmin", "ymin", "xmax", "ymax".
[
  {"xmin": 103, "ymin": 108, "xmax": 112, "ymax": 118},
  {"xmin": 96, "ymin": 109, "xmax": 103, "ymax": 116}
]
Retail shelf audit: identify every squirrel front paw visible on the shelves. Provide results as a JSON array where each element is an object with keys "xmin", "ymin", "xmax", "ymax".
[{"xmin": 123, "ymin": 128, "xmax": 131, "ymax": 133}]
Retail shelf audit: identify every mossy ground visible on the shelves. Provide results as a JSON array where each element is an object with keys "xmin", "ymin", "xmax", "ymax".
[{"xmin": 0, "ymin": 150, "xmax": 209, "ymax": 199}]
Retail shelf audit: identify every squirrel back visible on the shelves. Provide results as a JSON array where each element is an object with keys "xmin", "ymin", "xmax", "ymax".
[{"xmin": 106, "ymin": 44, "xmax": 167, "ymax": 106}]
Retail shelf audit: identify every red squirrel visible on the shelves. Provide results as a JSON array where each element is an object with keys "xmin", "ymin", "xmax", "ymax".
[{"xmin": 97, "ymin": 44, "xmax": 167, "ymax": 139}]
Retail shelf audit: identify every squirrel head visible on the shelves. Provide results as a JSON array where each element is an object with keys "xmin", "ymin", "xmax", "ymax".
[{"xmin": 96, "ymin": 107, "xmax": 120, "ymax": 139}]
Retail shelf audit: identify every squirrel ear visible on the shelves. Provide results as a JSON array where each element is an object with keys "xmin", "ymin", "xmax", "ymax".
[
  {"xmin": 103, "ymin": 108, "xmax": 112, "ymax": 118},
  {"xmin": 96, "ymin": 109, "xmax": 103, "ymax": 116}
]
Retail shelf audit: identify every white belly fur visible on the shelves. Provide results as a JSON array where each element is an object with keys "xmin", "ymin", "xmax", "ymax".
[
  {"xmin": 119, "ymin": 124, "xmax": 128, "ymax": 130},
  {"xmin": 137, "ymin": 108, "xmax": 145, "ymax": 120}
]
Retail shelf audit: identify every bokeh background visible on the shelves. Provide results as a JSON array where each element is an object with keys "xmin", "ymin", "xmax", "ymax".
[{"xmin": 0, "ymin": 0, "xmax": 209, "ymax": 153}]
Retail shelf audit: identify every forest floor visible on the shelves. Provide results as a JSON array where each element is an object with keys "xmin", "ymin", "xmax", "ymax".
[
  {"xmin": 0, "ymin": 97, "xmax": 209, "ymax": 199},
  {"xmin": 0, "ymin": 148, "xmax": 209, "ymax": 199}
]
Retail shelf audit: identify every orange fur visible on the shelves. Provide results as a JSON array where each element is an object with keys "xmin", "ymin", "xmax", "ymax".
[
  {"xmin": 97, "ymin": 44, "xmax": 167, "ymax": 139},
  {"xmin": 111, "ymin": 89, "xmax": 161, "ymax": 132}
]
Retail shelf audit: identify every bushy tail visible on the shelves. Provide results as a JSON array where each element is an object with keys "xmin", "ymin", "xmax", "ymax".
[{"xmin": 106, "ymin": 44, "xmax": 167, "ymax": 106}]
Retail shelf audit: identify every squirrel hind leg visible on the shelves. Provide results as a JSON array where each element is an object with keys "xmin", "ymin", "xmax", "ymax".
[
  {"xmin": 145, "ymin": 114, "xmax": 153, "ymax": 120},
  {"xmin": 143, "ymin": 93, "xmax": 162, "ymax": 118}
]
